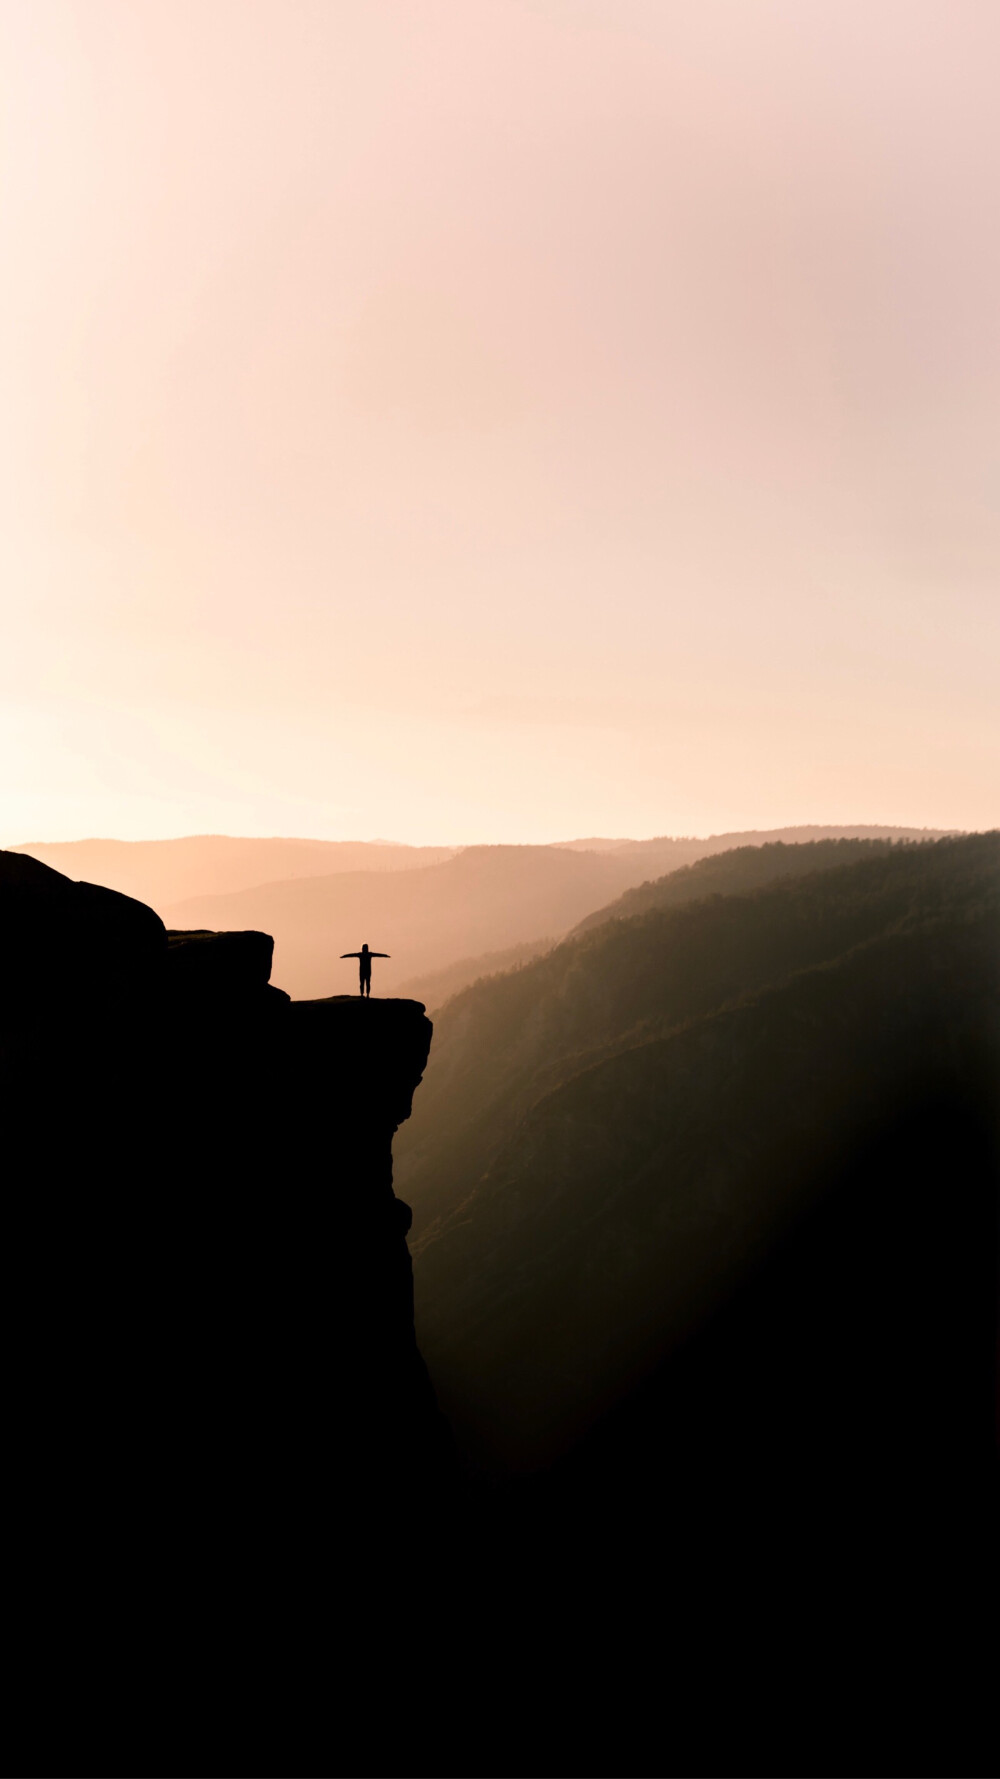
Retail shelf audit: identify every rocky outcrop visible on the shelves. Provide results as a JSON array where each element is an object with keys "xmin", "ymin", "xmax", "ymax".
[{"xmin": 1, "ymin": 849, "xmax": 450, "ymax": 1621}]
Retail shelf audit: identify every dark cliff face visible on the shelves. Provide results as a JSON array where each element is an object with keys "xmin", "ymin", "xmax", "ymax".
[{"xmin": 2, "ymin": 849, "xmax": 449, "ymax": 1612}]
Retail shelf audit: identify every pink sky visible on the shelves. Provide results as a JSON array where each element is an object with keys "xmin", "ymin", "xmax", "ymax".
[{"xmin": 2, "ymin": 0, "xmax": 998, "ymax": 843}]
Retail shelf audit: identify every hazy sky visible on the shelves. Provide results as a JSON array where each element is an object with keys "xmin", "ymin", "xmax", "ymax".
[{"xmin": 3, "ymin": 0, "xmax": 998, "ymax": 843}]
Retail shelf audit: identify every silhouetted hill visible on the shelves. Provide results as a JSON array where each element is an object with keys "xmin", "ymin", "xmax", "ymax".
[
  {"xmin": 11, "ymin": 834, "xmax": 457, "ymax": 910},
  {"xmin": 397, "ymin": 834, "xmax": 998, "ymax": 1471}
]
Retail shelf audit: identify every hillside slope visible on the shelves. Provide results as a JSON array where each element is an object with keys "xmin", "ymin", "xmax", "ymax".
[
  {"xmin": 395, "ymin": 839, "xmax": 916, "ymax": 1006},
  {"xmin": 400, "ymin": 834, "xmax": 998, "ymax": 1468},
  {"xmin": 396, "ymin": 936, "xmax": 557, "ymax": 1011},
  {"xmin": 395, "ymin": 836, "xmax": 964, "ymax": 1232}
]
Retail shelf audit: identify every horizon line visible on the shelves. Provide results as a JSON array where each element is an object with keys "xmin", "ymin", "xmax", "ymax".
[{"xmin": 6, "ymin": 821, "xmax": 971, "ymax": 852}]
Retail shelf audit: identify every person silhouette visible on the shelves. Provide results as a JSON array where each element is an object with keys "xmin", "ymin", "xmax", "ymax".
[{"xmin": 341, "ymin": 943, "xmax": 389, "ymax": 997}]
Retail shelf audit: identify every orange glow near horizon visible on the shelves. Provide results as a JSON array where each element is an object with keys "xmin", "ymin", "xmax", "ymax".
[{"xmin": 2, "ymin": 0, "xmax": 998, "ymax": 846}]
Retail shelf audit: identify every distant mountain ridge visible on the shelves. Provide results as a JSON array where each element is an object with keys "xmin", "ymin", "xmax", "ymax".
[
  {"xmin": 163, "ymin": 844, "xmax": 635, "ymax": 998},
  {"xmin": 10, "ymin": 835, "xmax": 458, "ymax": 910},
  {"xmin": 15, "ymin": 825, "xmax": 958, "ymax": 1000},
  {"xmin": 152, "ymin": 824, "xmax": 947, "ymax": 998},
  {"xmin": 556, "ymin": 823, "xmax": 956, "ymax": 865},
  {"xmin": 13, "ymin": 824, "xmax": 948, "ymax": 908}
]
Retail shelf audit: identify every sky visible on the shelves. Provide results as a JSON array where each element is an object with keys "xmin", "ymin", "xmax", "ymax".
[{"xmin": 2, "ymin": 0, "xmax": 998, "ymax": 845}]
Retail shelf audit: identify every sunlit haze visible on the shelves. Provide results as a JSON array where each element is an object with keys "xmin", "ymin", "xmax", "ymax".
[{"xmin": 3, "ymin": 0, "xmax": 997, "ymax": 844}]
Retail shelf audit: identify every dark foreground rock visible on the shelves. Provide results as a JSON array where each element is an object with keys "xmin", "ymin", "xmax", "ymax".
[{"xmin": 2, "ymin": 851, "xmax": 452, "ymax": 1723}]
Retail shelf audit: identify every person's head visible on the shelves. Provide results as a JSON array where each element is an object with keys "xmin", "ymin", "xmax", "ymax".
[{"xmin": 362, "ymin": 942, "xmax": 369, "ymax": 952}]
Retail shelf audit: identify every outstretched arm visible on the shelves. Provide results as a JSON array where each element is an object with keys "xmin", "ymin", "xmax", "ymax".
[
  {"xmin": 340, "ymin": 952, "xmax": 361, "ymax": 959},
  {"xmin": 370, "ymin": 952, "xmax": 390, "ymax": 958}
]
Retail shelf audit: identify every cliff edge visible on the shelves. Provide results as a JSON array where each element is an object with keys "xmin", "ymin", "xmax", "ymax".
[{"xmin": 2, "ymin": 848, "xmax": 451, "ymax": 1617}]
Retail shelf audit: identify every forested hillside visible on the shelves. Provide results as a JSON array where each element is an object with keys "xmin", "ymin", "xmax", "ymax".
[
  {"xmin": 396, "ymin": 839, "xmax": 910, "ymax": 1005},
  {"xmin": 396, "ymin": 836, "xmax": 967, "ymax": 1233},
  {"xmin": 571, "ymin": 835, "xmax": 907, "ymax": 934},
  {"xmin": 399, "ymin": 834, "xmax": 999, "ymax": 1470}
]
